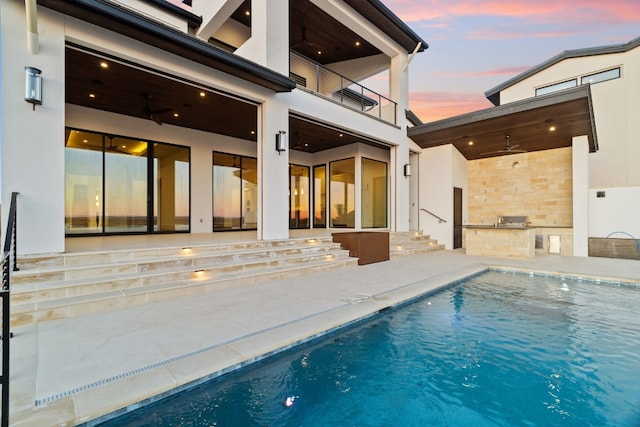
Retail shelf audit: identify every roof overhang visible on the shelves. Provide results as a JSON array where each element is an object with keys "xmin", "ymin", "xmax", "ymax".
[
  {"xmin": 343, "ymin": 0, "xmax": 428, "ymax": 53},
  {"xmin": 38, "ymin": 0, "xmax": 296, "ymax": 93},
  {"xmin": 408, "ymin": 85, "xmax": 598, "ymax": 160}
]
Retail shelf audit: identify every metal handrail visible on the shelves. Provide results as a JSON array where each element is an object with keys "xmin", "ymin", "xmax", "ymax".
[
  {"xmin": 290, "ymin": 51, "xmax": 398, "ymax": 125},
  {"xmin": 420, "ymin": 208, "xmax": 447, "ymax": 223},
  {"xmin": 1, "ymin": 191, "xmax": 18, "ymax": 427}
]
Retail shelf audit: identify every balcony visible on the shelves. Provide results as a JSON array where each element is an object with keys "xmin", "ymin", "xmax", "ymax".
[{"xmin": 290, "ymin": 51, "xmax": 397, "ymax": 125}]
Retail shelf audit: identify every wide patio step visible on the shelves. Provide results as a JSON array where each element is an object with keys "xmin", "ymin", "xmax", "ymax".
[
  {"xmin": 389, "ymin": 231, "xmax": 445, "ymax": 257},
  {"xmin": 10, "ymin": 238, "xmax": 356, "ymax": 327}
]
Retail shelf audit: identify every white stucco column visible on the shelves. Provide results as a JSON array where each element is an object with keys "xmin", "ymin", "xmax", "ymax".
[
  {"xmin": 258, "ymin": 95, "xmax": 289, "ymax": 240},
  {"xmin": 1, "ymin": 3, "xmax": 66, "ymax": 255},
  {"xmin": 572, "ymin": 135, "xmax": 590, "ymax": 257},
  {"xmin": 239, "ymin": 0, "xmax": 289, "ymax": 74},
  {"xmin": 389, "ymin": 53, "xmax": 410, "ymax": 231}
]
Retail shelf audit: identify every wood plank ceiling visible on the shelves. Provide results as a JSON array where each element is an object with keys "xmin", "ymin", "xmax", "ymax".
[{"xmin": 407, "ymin": 85, "xmax": 597, "ymax": 160}]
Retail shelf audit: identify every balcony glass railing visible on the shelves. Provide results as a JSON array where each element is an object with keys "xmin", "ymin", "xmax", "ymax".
[{"xmin": 290, "ymin": 51, "xmax": 397, "ymax": 125}]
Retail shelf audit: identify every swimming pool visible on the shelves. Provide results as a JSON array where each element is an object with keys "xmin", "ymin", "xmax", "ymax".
[{"xmin": 99, "ymin": 270, "xmax": 640, "ymax": 426}]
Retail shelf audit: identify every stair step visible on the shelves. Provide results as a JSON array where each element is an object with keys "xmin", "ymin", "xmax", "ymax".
[
  {"xmin": 10, "ymin": 256, "xmax": 358, "ymax": 326},
  {"xmin": 13, "ymin": 240, "xmax": 341, "ymax": 285}
]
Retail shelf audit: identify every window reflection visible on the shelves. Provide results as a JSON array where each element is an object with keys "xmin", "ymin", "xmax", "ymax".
[
  {"xmin": 361, "ymin": 158, "xmax": 387, "ymax": 228},
  {"xmin": 64, "ymin": 129, "xmax": 103, "ymax": 234},
  {"xmin": 153, "ymin": 143, "xmax": 190, "ymax": 231},
  {"xmin": 104, "ymin": 136, "xmax": 148, "ymax": 233},
  {"xmin": 330, "ymin": 158, "xmax": 355, "ymax": 228},
  {"xmin": 212, "ymin": 152, "xmax": 257, "ymax": 231},
  {"xmin": 290, "ymin": 164, "xmax": 310, "ymax": 229},
  {"xmin": 64, "ymin": 128, "xmax": 190, "ymax": 235},
  {"xmin": 313, "ymin": 165, "xmax": 326, "ymax": 227}
]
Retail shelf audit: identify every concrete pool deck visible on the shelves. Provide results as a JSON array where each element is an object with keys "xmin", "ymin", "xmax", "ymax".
[{"xmin": 8, "ymin": 250, "xmax": 640, "ymax": 426}]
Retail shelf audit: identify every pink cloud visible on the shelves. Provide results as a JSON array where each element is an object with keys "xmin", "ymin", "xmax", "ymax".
[
  {"xmin": 409, "ymin": 91, "xmax": 494, "ymax": 123},
  {"xmin": 383, "ymin": 0, "xmax": 640, "ymax": 33}
]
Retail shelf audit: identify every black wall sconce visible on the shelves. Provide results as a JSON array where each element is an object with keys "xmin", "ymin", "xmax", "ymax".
[
  {"xmin": 275, "ymin": 130, "xmax": 287, "ymax": 153},
  {"xmin": 25, "ymin": 66, "xmax": 42, "ymax": 110},
  {"xmin": 403, "ymin": 163, "xmax": 412, "ymax": 177}
]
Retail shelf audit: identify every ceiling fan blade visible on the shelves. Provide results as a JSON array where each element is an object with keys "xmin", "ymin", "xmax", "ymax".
[{"xmin": 508, "ymin": 144, "xmax": 521, "ymax": 150}]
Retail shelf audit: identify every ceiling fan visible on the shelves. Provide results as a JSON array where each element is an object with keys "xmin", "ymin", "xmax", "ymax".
[
  {"xmin": 105, "ymin": 135, "xmax": 126, "ymax": 153},
  {"xmin": 143, "ymin": 93, "xmax": 172, "ymax": 125},
  {"xmin": 481, "ymin": 135, "xmax": 527, "ymax": 156}
]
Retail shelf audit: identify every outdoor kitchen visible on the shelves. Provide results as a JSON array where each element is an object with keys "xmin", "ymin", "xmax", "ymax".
[{"xmin": 464, "ymin": 148, "xmax": 575, "ymax": 259}]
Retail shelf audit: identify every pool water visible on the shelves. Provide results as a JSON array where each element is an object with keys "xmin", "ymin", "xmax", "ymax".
[{"xmin": 100, "ymin": 270, "xmax": 640, "ymax": 426}]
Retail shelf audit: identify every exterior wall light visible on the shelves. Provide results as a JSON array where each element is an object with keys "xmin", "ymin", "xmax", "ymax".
[
  {"xmin": 25, "ymin": 66, "xmax": 42, "ymax": 110},
  {"xmin": 275, "ymin": 130, "xmax": 287, "ymax": 153},
  {"xmin": 403, "ymin": 163, "xmax": 412, "ymax": 177}
]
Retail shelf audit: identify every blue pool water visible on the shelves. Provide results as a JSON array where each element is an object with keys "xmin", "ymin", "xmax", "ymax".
[{"xmin": 101, "ymin": 270, "xmax": 640, "ymax": 426}]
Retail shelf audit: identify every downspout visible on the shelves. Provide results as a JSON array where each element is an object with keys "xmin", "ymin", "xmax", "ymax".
[{"xmin": 25, "ymin": 0, "xmax": 39, "ymax": 54}]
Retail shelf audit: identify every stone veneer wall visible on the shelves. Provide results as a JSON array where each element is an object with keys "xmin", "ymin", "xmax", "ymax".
[{"xmin": 468, "ymin": 147, "xmax": 573, "ymax": 226}]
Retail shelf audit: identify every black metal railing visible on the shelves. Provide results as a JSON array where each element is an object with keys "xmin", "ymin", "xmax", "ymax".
[
  {"xmin": 1, "ymin": 192, "xmax": 18, "ymax": 427},
  {"xmin": 290, "ymin": 51, "xmax": 398, "ymax": 125},
  {"xmin": 420, "ymin": 208, "xmax": 447, "ymax": 223}
]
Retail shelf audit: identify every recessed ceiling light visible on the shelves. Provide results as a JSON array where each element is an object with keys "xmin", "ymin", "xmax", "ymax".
[
  {"xmin": 317, "ymin": 50, "xmax": 322, "ymax": 55},
  {"xmin": 250, "ymin": 130, "xmax": 255, "ymax": 135},
  {"xmin": 100, "ymin": 61, "xmax": 108, "ymax": 68},
  {"xmin": 339, "ymin": 133, "xmax": 344, "ymax": 137},
  {"xmin": 89, "ymin": 93, "xmax": 96, "ymax": 98},
  {"xmin": 549, "ymin": 126, "xmax": 556, "ymax": 132},
  {"xmin": 82, "ymin": 139, "xmax": 88, "ymax": 143},
  {"xmin": 199, "ymin": 91, "xmax": 206, "ymax": 97},
  {"xmin": 122, "ymin": 145, "xmax": 127, "ymax": 149},
  {"xmin": 468, "ymin": 141, "xmax": 474, "ymax": 146},
  {"xmin": 245, "ymin": 10, "xmax": 250, "ymax": 16},
  {"xmin": 355, "ymin": 41, "xmax": 360, "ymax": 47},
  {"xmin": 173, "ymin": 113, "xmax": 179, "ymax": 117}
]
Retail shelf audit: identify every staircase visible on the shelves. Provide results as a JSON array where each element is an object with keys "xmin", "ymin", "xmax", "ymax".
[
  {"xmin": 389, "ymin": 231, "xmax": 445, "ymax": 257},
  {"xmin": 10, "ymin": 237, "xmax": 356, "ymax": 327}
]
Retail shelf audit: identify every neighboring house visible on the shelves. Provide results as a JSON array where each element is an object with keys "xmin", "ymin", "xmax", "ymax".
[
  {"xmin": 408, "ymin": 37, "xmax": 639, "ymax": 257},
  {"xmin": 1, "ymin": 0, "xmax": 427, "ymax": 255}
]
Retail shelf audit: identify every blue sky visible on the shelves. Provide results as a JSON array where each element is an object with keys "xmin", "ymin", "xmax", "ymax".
[{"xmin": 380, "ymin": 0, "xmax": 640, "ymax": 122}]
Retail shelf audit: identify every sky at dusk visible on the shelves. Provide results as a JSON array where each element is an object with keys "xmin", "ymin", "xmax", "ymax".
[{"xmin": 379, "ymin": 0, "xmax": 640, "ymax": 123}]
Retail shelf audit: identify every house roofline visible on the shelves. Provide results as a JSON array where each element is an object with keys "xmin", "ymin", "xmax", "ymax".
[
  {"xmin": 485, "ymin": 36, "xmax": 640, "ymax": 106},
  {"xmin": 344, "ymin": 0, "xmax": 428, "ymax": 53}
]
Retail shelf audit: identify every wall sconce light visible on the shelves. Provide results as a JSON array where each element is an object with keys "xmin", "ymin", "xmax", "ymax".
[
  {"xmin": 275, "ymin": 131, "xmax": 287, "ymax": 153},
  {"xmin": 25, "ymin": 66, "xmax": 42, "ymax": 110},
  {"xmin": 403, "ymin": 163, "xmax": 412, "ymax": 177}
]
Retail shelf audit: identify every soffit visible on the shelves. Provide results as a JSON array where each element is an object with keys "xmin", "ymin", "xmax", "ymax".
[
  {"xmin": 408, "ymin": 85, "xmax": 597, "ymax": 160},
  {"xmin": 39, "ymin": 0, "xmax": 295, "ymax": 93},
  {"xmin": 66, "ymin": 46, "xmax": 259, "ymax": 141}
]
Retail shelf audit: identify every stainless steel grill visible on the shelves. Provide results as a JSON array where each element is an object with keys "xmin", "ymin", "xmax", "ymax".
[{"xmin": 496, "ymin": 215, "xmax": 528, "ymax": 228}]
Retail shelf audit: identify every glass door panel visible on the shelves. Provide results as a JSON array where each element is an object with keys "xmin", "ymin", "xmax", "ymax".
[
  {"xmin": 104, "ymin": 136, "xmax": 148, "ymax": 233},
  {"xmin": 241, "ymin": 157, "xmax": 258, "ymax": 229},
  {"xmin": 289, "ymin": 164, "xmax": 310, "ymax": 229},
  {"xmin": 313, "ymin": 165, "xmax": 326, "ymax": 227},
  {"xmin": 329, "ymin": 158, "xmax": 355, "ymax": 228},
  {"xmin": 213, "ymin": 153, "xmax": 242, "ymax": 230},
  {"xmin": 64, "ymin": 130, "xmax": 104, "ymax": 234},
  {"xmin": 153, "ymin": 143, "xmax": 190, "ymax": 231},
  {"xmin": 361, "ymin": 158, "xmax": 387, "ymax": 228}
]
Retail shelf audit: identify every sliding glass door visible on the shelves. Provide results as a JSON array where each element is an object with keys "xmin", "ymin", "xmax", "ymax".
[
  {"xmin": 65, "ymin": 128, "xmax": 190, "ymax": 235},
  {"xmin": 212, "ymin": 152, "xmax": 257, "ymax": 231}
]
